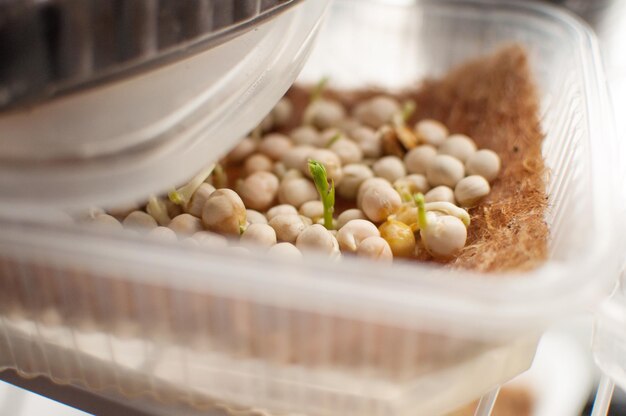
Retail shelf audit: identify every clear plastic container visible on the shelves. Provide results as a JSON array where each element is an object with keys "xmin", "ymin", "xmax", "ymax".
[
  {"xmin": 0, "ymin": 1, "xmax": 618, "ymax": 415},
  {"xmin": 591, "ymin": 277, "xmax": 626, "ymax": 415},
  {"xmin": 0, "ymin": 0, "xmax": 330, "ymax": 213}
]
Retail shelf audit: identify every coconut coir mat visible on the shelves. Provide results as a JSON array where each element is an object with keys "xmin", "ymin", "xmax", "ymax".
[{"xmin": 284, "ymin": 45, "xmax": 548, "ymax": 272}]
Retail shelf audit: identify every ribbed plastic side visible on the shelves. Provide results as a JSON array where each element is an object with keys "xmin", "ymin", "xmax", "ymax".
[{"xmin": 0, "ymin": 255, "xmax": 536, "ymax": 415}]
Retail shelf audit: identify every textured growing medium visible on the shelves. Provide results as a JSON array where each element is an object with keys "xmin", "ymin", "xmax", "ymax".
[{"xmin": 284, "ymin": 45, "xmax": 548, "ymax": 272}]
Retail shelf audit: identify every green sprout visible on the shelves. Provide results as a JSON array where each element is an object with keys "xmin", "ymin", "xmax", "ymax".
[
  {"xmin": 147, "ymin": 196, "xmax": 171, "ymax": 226},
  {"xmin": 168, "ymin": 164, "xmax": 215, "ymax": 208},
  {"xmin": 394, "ymin": 183, "xmax": 414, "ymax": 203},
  {"xmin": 393, "ymin": 100, "xmax": 416, "ymax": 126},
  {"xmin": 402, "ymin": 100, "xmax": 416, "ymax": 121},
  {"xmin": 414, "ymin": 193, "xmax": 428, "ymax": 230},
  {"xmin": 324, "ymin": 132, "xmax": 342, "ymax": 148},
  {"xmin": 310, "ymin": 76, "xmax": 330, "ymax": 102},
  {"xmin": 308, "ymin": 159, "xmax": 335, "ymax": 230}
]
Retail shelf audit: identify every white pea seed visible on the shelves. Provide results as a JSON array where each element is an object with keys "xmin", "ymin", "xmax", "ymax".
[
  {"xmin": 329, "ymin": 137, "xmax": 363, "ymax": 165},
  {"xmin": 337, "ymin": 163, "xmax": 374, "ymax": 200},
  {"xmin": 455, "ymin": 175, "xmax": 491, "ymax": 207},
  {"xmin": 425, "ymin": 186, "xmax": 456, "ymax": 204},
  {"xmin": 266, "ymin": 204, "xmax": 298, "ymax": 220},
  {"xmin": 272, "ymin": 98, "xmax": 293, "ymax": 127},
  {"xmin": 269, "ymin": 214, "xmax": 307, "ymax": 243},
  {"xmin": 290, "ymin": 126, "xmax": 320, "ymax": 147},
  {"xmin": 192, "ymin": 231, "xmax": 229, "ymax": 248},
  {"xmin": 357, "ymin": 236, "xmax": 393, "ymax": 263},
  {"xmin": 426, "ymin": 154, "xmax": 465, "ymax": 188},
  {"xmin": 258, "ymin": 133, "xmax": 293, "ymax": 161},
  {"xmin": 281, "ymin": 169, "xmax": 304, "ymax": 183},
  {"xmin": 278, "ymin": 177, "xmax": 318, "ymax": 208},
  {"xmin": 404, "ymin": 145, "xmax": 437, "ymax": 175},
  {"xmin": 304, "ymin": 99, "xmax": 346, "ymax": 130},
  {"xmin": 361, "ymin": 183, "xmax": 402, "ymax": 223},
  {"xmin": 299, "ymin": 200, "xmax": 324, "ymax": 221},
  {"xmin": 88, "ymin": 213, "xmax": 123, "ymax": 230},
  {"xmin": 123, "ymin": 211, "xmax": 158, "ymax": 232},
  {"xmin": 168, "ymin": 213, "xmax": 203, "ymax": 236},
  {"xmin": 337, "ymin": 209, "xmax": 366, "ymax": 229},
  {"xmin": 227, "ymin": 137, "xmax": 257, "ymax": 163},
  {"xmin": 202, "ymin": 189, "xmax": 247, "ymax": 236},
  {"xmin": 241, "ymin": 223, "xmax": 277, "ymax": 249},
  {"xmin": 268, "ymin": 242, "xmax": 302, "ymax": 259},
  {"xmin": 246, "ymin": 209, "xmax": 268, "ymax": 224},
  {"xmin": 306, "ymin": 149, "xmax": 343, "ymax": 184},
  {"xmin": 244, "ymin": 153, "xmax": 273, "ymax": 175},
  {"xmin": 338, "ymin": 117, "xmax": 362, "ymax": 134},
  {"xmin": 336, "ymin": 219, "xmax": 380, "ymax": 252},
  {"xmin": 296, "ymin": 224, "xmax": 340, "ymax": 257},
  {"xmin": 238, "ymin": 171, "xmax": 279, "ymax": 211},
  {"xmin": 424, "ymin": 201, "xmax": 470, "ymax": 227},
  {"xmin": 273, "ymin": 161, "xmax": 287, "ymax": 179},
  {"xmin": 187, "ymin": 183, "xmax": 216, "ymax": 217},
  {"xmin": 351, "ymin": 126, "xmax": 383, "ymax": 159},
  {"xmin": 421, "ymin": 213, "xmax": 467, "ymax": 259},
  {"xmin": 361, "ymin": 158, "xmax": 376, "ymax": 167},
  {"xmin": 466, "ymin": 149, "xmax": 501, "ymax": 183},
  {"xmin": 439, "ymin": 134, "xmax": 477, "ymax": 162},
  {"xmin": 281, "ymin": 145, "xmax": 313, "ymax": 171},
  {"xmin": 415, "ymin": 119, "xmax": 449, "ymax": 147},
  {"xmin": 356, "ymin": 177, "xmax": 391, "ymax": 209},
  {"xmin": 299, "ymin": 215, "xmax": 314, "ymax": 226},
  {"xmin": 147, "ymin": 226, "xmax": 178, "ymax": 242},
  {"xmin": 394, "ymin": 174, "xmax": 430, "ymax": 195},
  {"xmin": 372, "ymin": 156, "xmax": 407, "ymax": 183},
  {"xmin": 353, "ymin": 96, "xmax": 400, "ymax": 128},
  {"xmin": 393, "ymin": 200, "xmax": 469, "ymax": 229},
  {"xmin": 107, "ymin": 203, "xmax": 140, "ymax": 219},
  {"xmin": 166, "ymin": 199, "xmax": 183, "ymax": 218}
]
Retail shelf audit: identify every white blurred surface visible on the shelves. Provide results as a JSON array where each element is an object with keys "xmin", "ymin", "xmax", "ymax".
[
  {"xmin": 515, "ymin": 329, "xmax": 594, "ymax": 416},
  {"xmin": 0, "ymin": 380, "xmax": 89, "ymax": 416}
]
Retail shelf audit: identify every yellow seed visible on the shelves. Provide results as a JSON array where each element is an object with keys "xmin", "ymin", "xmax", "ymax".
[
  {"xmin": 379, "ymin": 219, "xmax": 416, "ymax": 258},
  {"xmin": 393, "ymin": 203, "xmax": 418, "ymax": 227}
]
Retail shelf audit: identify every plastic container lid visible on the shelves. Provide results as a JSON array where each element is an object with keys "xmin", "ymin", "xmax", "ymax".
[{"xmin": 0, "ymin": 0, "xmax": 329, "ymax": 215}]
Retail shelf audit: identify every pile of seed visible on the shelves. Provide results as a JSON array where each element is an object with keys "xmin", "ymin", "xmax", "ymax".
[
  {"xmin": 83, "ymin": 47, "xmax": 548, "ymax": 271},
  {"xmin": 85, "ymin": 87, "xmax": 501, "ymax": 264}
]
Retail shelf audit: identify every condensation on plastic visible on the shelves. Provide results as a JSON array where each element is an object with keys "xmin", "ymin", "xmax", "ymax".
[
  {"xmin": 0, "ymin": 1, "xmax": 619, "ymax": 416},
  {"xmin": 0, "ymin": 0, "xmax": 329, "ymax": 215}
]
